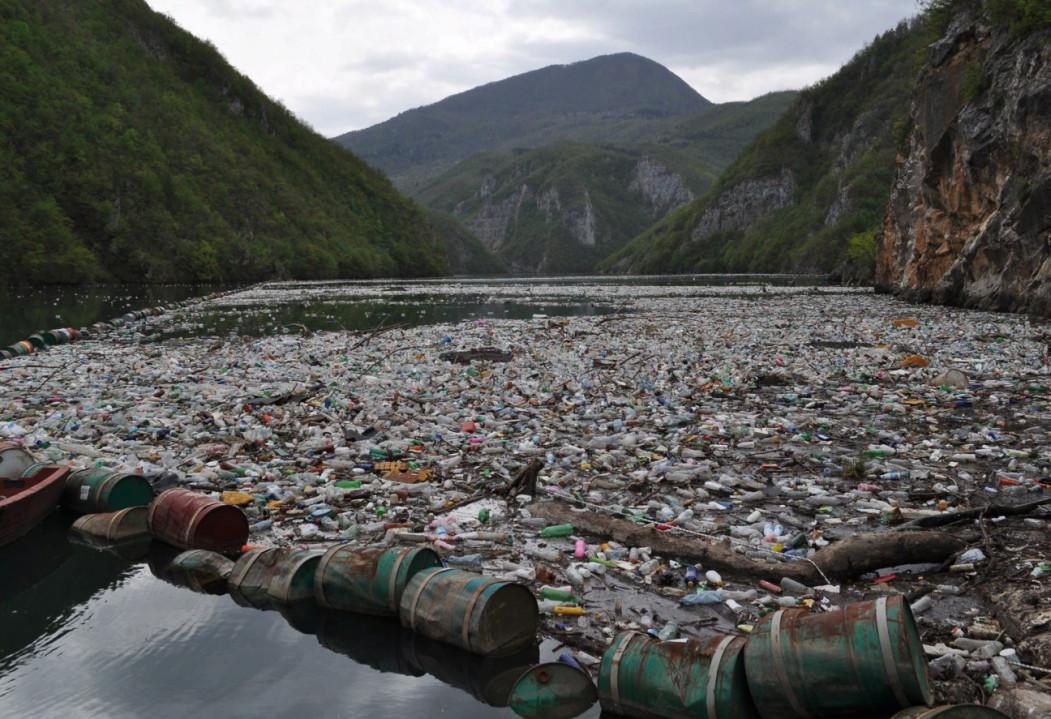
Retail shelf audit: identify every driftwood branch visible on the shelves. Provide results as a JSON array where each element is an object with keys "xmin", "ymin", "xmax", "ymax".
[
  {"xmin": 530, "ymin": 500, "xmax": 965, "ymax": 584},
  {"xmin": 893, "ymin": 496, "xmax": 1051, "ymax": 531}
]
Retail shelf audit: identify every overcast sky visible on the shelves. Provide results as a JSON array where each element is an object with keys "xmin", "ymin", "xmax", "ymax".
[{"xmin": 146, "ymin": 0, "xmax": 921, "ymax": 137}]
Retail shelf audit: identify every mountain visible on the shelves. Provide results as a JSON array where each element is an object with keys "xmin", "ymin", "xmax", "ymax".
[
  {"xmin": 603, "ymin": 19, "xmax": 930, "ymax": 278},
  {"xmin": 335, "ymin": 53, "xmax": 713, "ymax": 191},
  {"xmin": 0, "ymin": 0, "xmax": 447, "ymax": 284},
  {"xmin": 415, "ymin": 92, "xmax": 797, "ymax": 274},
  {"xmin": 878, "ymin": 0, "xmax": 1051, "ymax": 313}
]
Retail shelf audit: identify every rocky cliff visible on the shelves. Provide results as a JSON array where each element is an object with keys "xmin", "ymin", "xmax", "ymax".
[
  {"xmin": 414, "ymin": 92, "xmax": 796, "ymax": 274},
  {"xmin": 604, "ymin": 20, "xmax": 928, "ymax": 276},
  {"xmin": 877, "ymin": 4, "xmax": 1051, "ymax": 313}
]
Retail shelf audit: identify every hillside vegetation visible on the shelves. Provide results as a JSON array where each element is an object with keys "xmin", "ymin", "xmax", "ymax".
[
  {"xmin": 415, "ymin": 92, "xmax": 797, "ymax": 274},
  {"xmin": 0, "ymin": 0, "xmax": 447, "ymax": 285},
  {"xmin": 603, "ymin": 20, "xmax": 929, "ymax": 277},
  {"xmin": 336, "ymin": 53, "xmax": 714, "ymax": 192}
]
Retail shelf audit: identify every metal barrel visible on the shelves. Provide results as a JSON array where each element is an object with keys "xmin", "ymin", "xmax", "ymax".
[
  {"xmin": 229, "ymin": 547, "xmax": 292, "ymax": 608},
  {"xmin": 744, "ymin": 595, "xmax": 932, "ymax": 719},
  {"xmin": 169, "ymin": 549, "xmax": 235, "ymax": 592},
  {"xmin": 63, "ymin": 468, "xmax": 154, "ymax": 515},
  {"xmin": 0, "ymin": 443, "xmax": 37, "ymax": 479},
  {"xmin": 399, "ymin": 567, "xmax": 539, "ymax": 656},
  {"xmin": 892, "ymin": 707, "xmax": 1010, "ymax": 718},
  {"xmin": 42, "ymin": 329, "xmax": 69, "ymax": 345},
  {"xmin": 147, "ymin": 488, "xmax": 248, "ymax": 553},
  {"xmin": 13, "ymin": 340, "xmax": 33, "ymax": 355},
  {"xmin": 267, "ymin": 548, "xmax": 324, "ymax": 604},
  {"xmin": 27, "ymin": 333, "xmax": 47, "ymax": 350},
  {"xmin": 0, "ymin": 348, "xmax": 13, "ymax": 360},
  {"xmin": 19, "ymin": 462, "xmax": 50, "ymax": 478},
  {"xmin": 509, "ymin": 662, "xmax": 598, "ymax": 718},
  {"xmin": 314, "ymin": 546, "xmax": 441, "ymax": 616},
  {"xmin": 598, "ymin": 631, "xmax": 758, "ymax": 719},
  {"xmin": 71, "ymin": 506, "xmax": 149, "ymax": 541}
]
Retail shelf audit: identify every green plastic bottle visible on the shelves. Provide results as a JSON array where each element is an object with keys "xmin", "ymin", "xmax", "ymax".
[
  {"xmin": 540, "ymin": 587, "xmax": 577, "ymax": 602},
  {"xmin": 539, "ymin": 523, "xmax": 574, "ymax": 538}
]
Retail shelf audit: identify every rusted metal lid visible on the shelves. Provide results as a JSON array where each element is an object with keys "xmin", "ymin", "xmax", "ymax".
[{"xmin": 508, "ymin": 662, "xmax": 597, "ymax": 719}]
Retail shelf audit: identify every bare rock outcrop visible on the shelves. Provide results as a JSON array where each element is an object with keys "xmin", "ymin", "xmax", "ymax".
[{"xmin": 877, "ymin": 9, "xmax": 1051, "ymax": 314}]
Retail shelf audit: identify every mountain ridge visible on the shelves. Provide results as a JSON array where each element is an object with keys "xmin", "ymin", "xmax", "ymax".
[{"xmin": 335, "ymin": 52, "xmax": 713, "ymax": 191}]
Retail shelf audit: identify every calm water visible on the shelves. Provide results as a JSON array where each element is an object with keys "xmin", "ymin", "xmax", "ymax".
[
  {"xmin": 0, "ymin": 285, "xmax": 227, "ymax": 347},
  {"xmin": 0, "ymin": 516, "xmax": 598, "ymax": 719}
]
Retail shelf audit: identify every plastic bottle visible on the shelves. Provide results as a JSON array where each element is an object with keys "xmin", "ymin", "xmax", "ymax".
[
  {"xmin": 679, "ymin": 590, "xmax": 724, "ymax": 606},
  {"xmin": 540, "ymin": 524, "xmax": 575, "ymax": 538},
  {"xmin": 657, "ymin": 621, "xmax": 679, "ymax": 641},
  {"xmin": 541, "ymin": 587, "xmax": 577, "ymax": 602}
]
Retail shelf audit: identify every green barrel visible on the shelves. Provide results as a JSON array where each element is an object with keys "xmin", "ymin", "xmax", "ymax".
[
  {"xmin": 598, "ymin": 631, "xmax": 758, "ymax": 719},
  {"xmin": 63, "ymin": 468, "xmax": 154, "ymax": 515},
  {"xmin": 229, "ymin": 547, "xmax": 289, "ymax": 608},
  {"xmin": 267, "ymin": 548, "xmax": 324, "ymax": 604},
  {"xmin": 892, "ymin": 707, "xmax": 1009, "ymax": 718},
  {"xmin": 314, "ymin": 546, "xmax": 441, "ymax": 616},
  {"xmin": 27, "ymin": 333, "xmax": 47, "ymax": 350},
  {"xmin": 169, "ymin": 549, "xmax": 235, "ymax": 593},
  {"xmin": 744, "ymin": 595, "xmax": 931, "ymax": 719},
  {"xmin": 509, "ymin": 662, "xmax": 598, "ymax": 719},
  {"xmin": 19, "ymin": 462, "xmax": 51, "ymax": 479},
  {"xmin": 42, "ymin": 329, "xmax": 69, "ymax": 345},
  {"xmin": 399, "ymin": 567, "xmax": 538, "ymax": 656}
]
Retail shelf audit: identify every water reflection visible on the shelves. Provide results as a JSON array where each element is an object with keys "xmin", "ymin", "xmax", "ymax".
[
  {"xmin": 0, "ymin": 519, "xmax": 599, "ymax": 718},
  {"xmin": 0, "ymin": 284, "xmax": 224, "ymax": 347},
  {"xmin": 0, "ymin": 514, "xmax": 137, "ymax": 669}
]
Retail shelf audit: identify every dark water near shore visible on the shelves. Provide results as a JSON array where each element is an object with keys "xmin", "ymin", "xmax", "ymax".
[
  {"xmin": 0, "ymin": 516, "xmax": 594, "ymax": 719},
  {"xmin": 0, "ymin": 285, "xmax": 227, "ymax": 347}
]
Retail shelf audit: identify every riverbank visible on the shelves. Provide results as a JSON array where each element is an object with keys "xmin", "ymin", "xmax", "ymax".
[{"xmin": 2, "ymin": 281, "xmax": 1050, "ymax": 715}]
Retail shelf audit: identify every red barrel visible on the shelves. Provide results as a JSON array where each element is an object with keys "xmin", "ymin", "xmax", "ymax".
[{"xmin": 147, "ymin": 488, "xmax": 248, "ymax": 554}]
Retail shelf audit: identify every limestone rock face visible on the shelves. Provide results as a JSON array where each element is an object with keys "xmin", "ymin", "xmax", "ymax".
[
  {"xmin": 877, "ymin": 9, "xmax": 1051, "ymax": 313},
  {"xmin": 690, "ymin": 168, "xmax": 796, "ymax": 241},
  {"xmin": 629, "ymin": 157, "xmax": 694, "ymax": 217}
]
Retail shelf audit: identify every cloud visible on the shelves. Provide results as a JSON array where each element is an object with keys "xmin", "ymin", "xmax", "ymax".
[{"xmin": 145, "ymin": 0, "xmax": 920, "ymax": 136}]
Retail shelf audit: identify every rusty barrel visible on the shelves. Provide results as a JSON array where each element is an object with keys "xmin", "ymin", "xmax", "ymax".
[
  {"xmin": 228, "ymin": 547, "xmax": 322, "ymax": 607},
  {"xmin": 744, "ymin": 595, "xmax": 931, "ymax": 719},
  {"xmin": 229, "ymin": 548, "xmax": 287, "ymax": 607},
  {"xmin": 399, "ymin": 567, "xmax": 538, "ymax": 656},
  {"xmin": 169, "ymin": 549, "xmax": 235, "ymax": 593},
  {"xmin": 63, "ymin": 468, "xmax": 154, "ymax": 515},
  {"xmin": 268, "ymin": 548, "xmax": 324, "ymax": 604},
  {"xmin": 892, "ymin": 707, "xmax": 1009, "ymax": 718},
  {"xmin": 598, "ymin": 631, "xmax": 758, "ymax": 719},
  {"xmin": 509, "ymin": 661, "xmax": 598, "ymax": 718},
  {"xmin": 71, "ymin": 506, "xmax": 149, "ymax": 541},
  {"xmin": 147, "ymin": 488, "xmax": 248, "ymax": 553},
  {"xmin": 0, "ymin": 444, "xmax": 37, "ymax": 479},
  {"xmin": 314, "ymin": 545, "xmax": 441, "ymax": 616}
]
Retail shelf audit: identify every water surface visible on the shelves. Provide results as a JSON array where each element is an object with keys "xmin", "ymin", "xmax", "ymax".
[{"xmin": 0, "ymin": 516, "xmax": 596, "ymax": 719}]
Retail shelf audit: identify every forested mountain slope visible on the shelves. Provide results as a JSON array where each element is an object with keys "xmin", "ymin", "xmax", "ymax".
[{"xmin": 0, "ymin": 0, "xmax": 447, "ymax": 284}]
